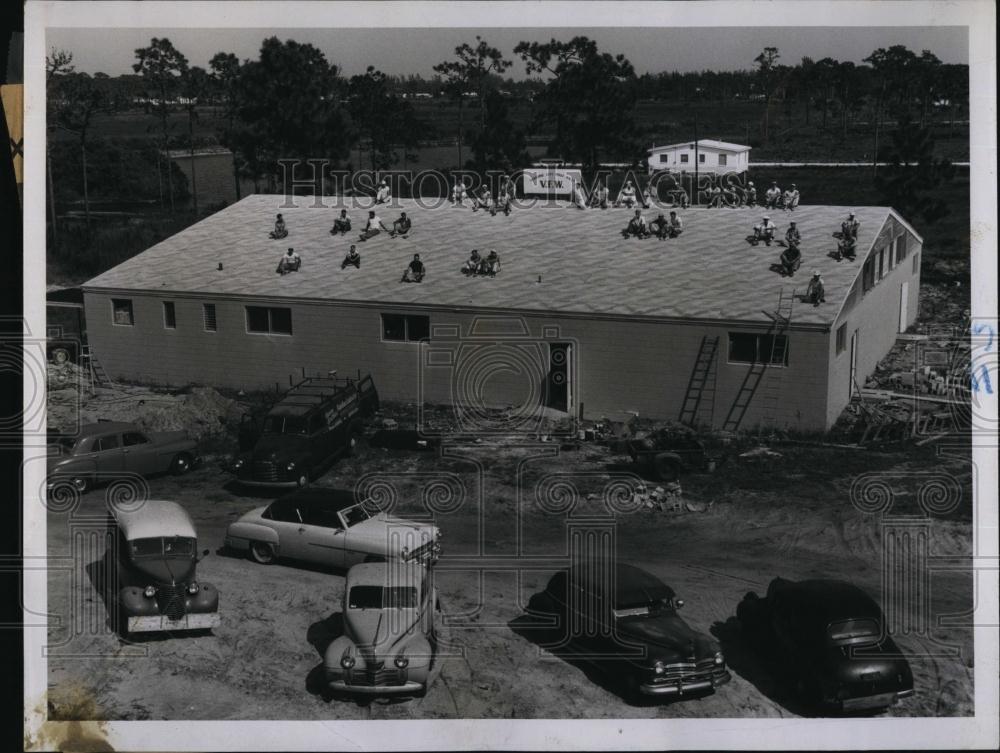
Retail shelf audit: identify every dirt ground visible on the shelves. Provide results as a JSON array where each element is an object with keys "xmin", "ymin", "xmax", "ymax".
[{"xmin": 45, "ymin": 430, "xmax": 975, "ymax": 721}]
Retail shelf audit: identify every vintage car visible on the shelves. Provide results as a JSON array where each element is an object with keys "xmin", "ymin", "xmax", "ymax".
[
  {"xmin": 626, "ymin": 429, "xmax": 720, "ymax": 482},
  {"xmin": 109, "ymin": 499, "xmax": 219, "ymax": 635},
  {"xmin": 737, "ymin": 577, "xmax": 915, "ymax": 713},
  {"xmin": 323, "ymin": 562, "xmax": 437, "ymax": 696},
  {"xmin": 48, "ymin": 421, "xmax": 200, "ymax": 493},
  {"xmin": 527, "ymin": 562, "xmax": 731, "ymax": 700},
  {"xmin": 224, "ymin": 487, "xmax": 441, "ymax": 568},
  {"xmin": 232, "ymin": 374, "xmax": 379, "ymax": 487}
]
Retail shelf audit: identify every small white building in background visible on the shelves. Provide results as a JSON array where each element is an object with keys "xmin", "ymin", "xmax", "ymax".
[{"xmin": 647, "ymin": 139, "xmax": 751, "ymax": 175}]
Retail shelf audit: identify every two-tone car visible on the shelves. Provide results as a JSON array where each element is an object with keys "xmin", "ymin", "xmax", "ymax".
[
  {"xmin": 48, "ymin": 421, "xmax": 199, "ymax": 493},
  {"xmin": 109, "ymin": 499, "xmax": 220, "ymax": 636},
  {"xmin": 527, "ymin": 561, "xmax": 731, "ymax": 701},
  {"xmin": 324, "ymin": 561, "xmax": 437, "ymax": 696},
  {"xmin": 737, "ymin": 577, "xmax": 915, "ymax": 713},
  {"xmin": 225, "ymin": 488, "xmax": 441, "ymax": 569}
]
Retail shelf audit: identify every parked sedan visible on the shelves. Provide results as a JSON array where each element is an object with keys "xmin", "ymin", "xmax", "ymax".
[
  {"xmin": 48, "ymin": 422, "xmax": 200, "ymax": 493},
  {"xmin": 323, "ymin": 561, "xmax": 437, "ymax": 696},
  {"xmin": 225, "ymin": 488, "xmax": 441, "ymax": 569},
  {"xmin": 527, "ymin": 562, "xmax": 731, "ymax": 701},
  {"xmin": 737, "ymin": 577, "xmax": 915, "ymax": 713}
]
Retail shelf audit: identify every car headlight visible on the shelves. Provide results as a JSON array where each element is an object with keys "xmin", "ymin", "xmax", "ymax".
[
  {"xmin": 340, "ymin": 654, "xmax": 355, "ymax": 669},
  {"xmin": 394, "ymin": 656, "xmax": 409, "ymax": 669},
  {"xmin": 143, "ymin": 585, "xmax": 156, "ymax": 598},
  {"xmin": 187, "ymin": 582, "xmax": 200, "ymax": 595},
  {"xmin": 714, "ymin": 651, "xmax": 725, "ymax": 666},
  {"xmin": 286, "ymin": 461, "xmax": 296, "ymax": 471},
  {"xmin": 435, "ymin": 529, "xmax": 442, "ymax": 540},
  {"xmin": 653, "ymin": 660, "xmax": 666, "ymax": 675},
  {"xmin": 233, "ymin": 459, "xmax": 244, "ymax": 470}
]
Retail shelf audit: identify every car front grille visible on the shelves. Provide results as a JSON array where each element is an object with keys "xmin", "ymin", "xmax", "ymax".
[
  {"xmin": 158, "ymin": 584, "xmax": 186, "ymax": 620},
  {"xmin": 651, "ymin": 657, "xmax": 725, "ymax": 684},
  {"xmin": 252, "ymin": 461, "xmax": 280, "ymax": 482},
  {"xmin": 349, "ymin": 661, "xmax": 404, "ymax": 687}
]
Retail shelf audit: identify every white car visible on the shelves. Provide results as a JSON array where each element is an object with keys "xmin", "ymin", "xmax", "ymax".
[{"xmin": 225, "ymin": 488, "xmax": 441, "ymax": 568}]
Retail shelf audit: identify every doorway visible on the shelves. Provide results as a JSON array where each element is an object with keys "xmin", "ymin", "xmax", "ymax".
[{"xmin": 546, "ymin": 343, "xmax": 572, "ymax": 412}]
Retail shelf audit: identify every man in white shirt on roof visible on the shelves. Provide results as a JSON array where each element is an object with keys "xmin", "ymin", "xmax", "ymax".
[
  {"xmin": 783, "ymin": 184, "xmax": 800, "ymax": 211},
  {"xmin": 452, "ymin": 178, "xmax": 468, "ymax": 205},
  {"xmin": 765, "ymin": 182, "xmax": 782, "ymax": 209},
  {"xmin": 621, "ymin": 209, "xmax": 649, "ymax": 239},
  {"xmin": 375, "ymin": 179, "xmax": 391, "ymax": 204},
  {"xmin": 616, "ymin": 180, "xmax": 637, "ymax": 208},
  {"xmin": 359, "ymin": 210, "xmax": 390, "ymax": 241},
  {"xmin": 753, "ymin": 215, "xmax": 777, "ymax": 245}
]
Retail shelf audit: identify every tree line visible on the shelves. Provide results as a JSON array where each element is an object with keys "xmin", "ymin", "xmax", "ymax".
[{"xmin": 47, "ymin": 36, "xmax": 967, "ymax": 228}]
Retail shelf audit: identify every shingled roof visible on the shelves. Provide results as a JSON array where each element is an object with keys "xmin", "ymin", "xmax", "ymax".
[{"xmin": 83, "ymin": 195, "xmax": 910, "ymax": 328}]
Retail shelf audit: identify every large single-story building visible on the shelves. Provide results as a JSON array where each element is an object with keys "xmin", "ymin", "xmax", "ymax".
[
  {"xmin": 647, "ymin": 139, "xmax": 751, "ymax": 175},
  {"xmin": 80, "ymin": 195, "xmax": 922, "ymax": 432}
]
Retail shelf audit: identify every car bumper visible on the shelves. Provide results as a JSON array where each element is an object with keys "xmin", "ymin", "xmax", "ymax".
[
  {"xmin": 327, "ymin": 680, "xmax": 425, "ymax": 696},
  {"xmin": 839, "ymin": 688, "xmax": 913, "ymax": 712},
  {"xmin": 640, "ymin": 670, "xmax": 731, "ymax": 696},
  {"xmin": 127, "ymin": 612, "xmax": 220, "ymax": 633},
  {"xmin": 234, "ymin": 477, "xmax": 300, "ymax": 488}
]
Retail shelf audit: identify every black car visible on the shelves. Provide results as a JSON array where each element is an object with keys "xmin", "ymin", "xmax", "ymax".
[
  {"xmin": 737, "ymin": 577, "xmax": 915, "ymax": 713},
  {"xmin": 233, "ymin": 374, "xmax": 379, "ymax": 487},
  {"xmin": 626, "ymin": 429, "xmax": 718, "ymax": 482},
  {"xmin": 527, "ymin": 562, "xmax": 731, "ymax": 701}
]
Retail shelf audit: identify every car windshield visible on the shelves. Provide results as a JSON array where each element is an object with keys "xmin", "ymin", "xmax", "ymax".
[
  {"xmin": 827, "ymin": 618, "xmax": 880, "ymax": 645},
  {"xmin": 48, "ymin": 437, "xmax": 79, "ymax": 456},
  {"xmin": 341, "ymin": 503, "xmax": 372, "ymax": 527},
  {"xmin": 262, "ymin": 415, "xmax": 308, "ymax": 435},
  {"xmin": 131, "ymin": 536, "xmax": 196, "ymax": 558},
  {"xmin": 348, "ymin": 586, "xmax": 418, "ymax": 610}
]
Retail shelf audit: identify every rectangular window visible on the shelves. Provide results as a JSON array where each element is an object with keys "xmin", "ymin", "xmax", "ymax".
[
  {"xmin": 699, "ymin": 153, "xmax": 706, "ymax": 163},
  {"xmin": 862, "ymin": 257, "xmax": 876, "ymax": 292},
  {"xmin": 836, "ymin": 323, "xmax": 847, "ymax": 355},
  {"xmin": 246, "ymin": 306, "xmax": 293, "ymax": 335},
  {"xmin": 728, "ymin": 333, "xmax": 789, "ymax": 366},
  {"xmin": 203, "ymin": 303, "xmax": 217, "ymax": 332},
  {"xmin": 887, "ymin": 240, "xmax": 895, "ymax": 270},
  {"xmin": 680, "ymin": 153, "xmax": 689, "ymax": 164},
  {"xmin": 877, "ymin": 248, "xmax": 886, "ymax": 280},
  {"xmin": 381, "ymin": 313, "xmax": 430, "ymax": 343},
  {"xmin": 912, "ymin": 253, "xmax": 920, "ymax": 275},
  {"xmin": 659, "ymin": 154, "xmax": 669, "ymax": 164},
  {"xmin": 111, "ymin": 299, "xmax": 133, "ymax": 326},
  {"xmin": 162, "ymin": 301, "xmax": 176, "ymax": 329},
  {"xmin": 718, "ymin": 154, "xmax": 728, "ymax": 166},
  {"xmin": 896, "ymin": 235, "xmax": 908, "ymax": 264}
]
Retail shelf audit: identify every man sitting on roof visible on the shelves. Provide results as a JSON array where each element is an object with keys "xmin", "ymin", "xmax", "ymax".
[
  {"xmin": 785, "ymin": 221, "xmax": 801, "ymax": 248},
  {"xmin": 483, "ymin": 249, "xmax": 501, "ymax": 276},
  {"xmin": 390, "ymin": 211, "xmax": 412, "ymax": 237},
  {"xmin": 269, "ymin": 213, "xmax": 288, "ymax": 239},
  {"xmin": 330, "ymin": 209, "xmax": 352, "ymax": 235},
  {"xmin": 841, "ymin": 212, "xmax": 860, "ymax": 241},
  {"xmin": 641, "ymin": 183, "xmax": 658, "ymax": 209},
  {"xmin": 472, "ymin": 187, "xmax": 493, "ymax": 213},
  {"xmin": 496, "ymin": 187, "xmax": 513, "ymax": 216},
  {"xmin": 622, "ymin": 209, "xmax": 649, "ymax": 239},
  {"xmin": 837, "ymin": 236, "xmax": 857, "ymax": 261},
  {"xmin": 765, "ymin": 182, "xmax": 782, "ymax": 209},
  {"xmin": 805, "ymin": 271, "xmax": 826, "ymax": 306},
  {"xmin": 783, "ymin": 184, "xmax": 800, "ymax": 210},
  {"xmin": 359, "ymin": 210, "xmax": 389, "ymax": 241},
  {"xmin": 463, "ymin": 249, "xmax": 482, "ymax": 275},
  {"xmin": 753, "ymin": 216, "xmax": 777, "ymax": 245},
  {"xmin": 402, "ymin": 253, "xmax": 425, "ymax": 283},
  {"xmin": 746, "ymin": 181, "xmax": 757, "ymax": 207},
  {"xmin": 649, "ymin": 213, "xmax": 669, "ymax": 240},
  {"xmin": 591, "ymin": 180, "xmax": 610, "ymax": 209},
  {"xmin": 452, "ymin": 178, "xmax": 468, "ymax": 205},
  {"xmin": 779, "ymin": 245, "xmax": 802, "ymax": 277},
  {"xmin": 275, "ymin": 247, "xmax": 301, "ymax": 275},
  {"xmin": 616, "ymin": 180, "xmax": 637, "ymax": 208},
  {"xmin": 341, "ymin": 245, "xmax": 361, "ymax": 269},
  {"xmin": 375, "ymin": 179, "xmax": 392, "ymax": 204},
  {"xmin": 572, "ymin": 181, "xmax": 588, "ymax": 210},
  {"xmin": 667, "ymin": 211, "xmax": 683, "ymax": 238},
  {"xmin": 707, "ymin": 185, "xmax": 724, "ymax": 208}
]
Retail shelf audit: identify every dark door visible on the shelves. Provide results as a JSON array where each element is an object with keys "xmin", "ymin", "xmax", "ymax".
[{"xmin": 546, "ymin": 343, "xmax": 572, "ymax": 412}]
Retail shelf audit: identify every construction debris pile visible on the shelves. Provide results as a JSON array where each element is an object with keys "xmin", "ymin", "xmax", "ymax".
[{"xmin": 47, "ymin": 360, "xmax": 245, "ymax": 442}]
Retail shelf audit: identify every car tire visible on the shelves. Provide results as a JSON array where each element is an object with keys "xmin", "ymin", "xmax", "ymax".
[
  {"xmin": 171, "ymin": 453, "xmax": 194, "ymax": 476},
  {"xmin": 654, "ymin": 455, "xmax": 681, "ymax": 482},
  {"xmin": 249, "ymin": 541, "xmax": 277, "ymax": 565}
]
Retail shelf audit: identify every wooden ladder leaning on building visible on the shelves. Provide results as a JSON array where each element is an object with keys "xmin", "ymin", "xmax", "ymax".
[
  {"xmin": 678, "ymin": 335, "xmax": 719, "ymax": 428},
  {"xmin": 81, "ymin": 345, "xmax": 116, "ymax": 392},
  {"xmin": 722, "ymin": 288, "xmax": 795, "ymax": 433}
]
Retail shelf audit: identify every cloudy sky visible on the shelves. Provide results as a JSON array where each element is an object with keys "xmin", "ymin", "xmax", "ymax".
[{"xmin": 46, "ymin": 26, "xmax": 967, "ymax": 78}]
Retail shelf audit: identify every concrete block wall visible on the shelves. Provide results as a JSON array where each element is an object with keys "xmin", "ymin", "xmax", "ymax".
[{"xmin": 84, "ymin": 291, "xmax": 836, "ymax": 431}]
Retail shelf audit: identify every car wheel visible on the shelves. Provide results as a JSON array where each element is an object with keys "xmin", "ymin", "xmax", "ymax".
[
  {"xmin": 171, "ymin": 453, "xmax": 193, "ymax": 475},
  {"xmin": 654, "ymin": 455, "xmax": 681, "ymax": 482},
  {"xmin": 249, "ymin": 541, "xmax": 277, "ymax": 565}
]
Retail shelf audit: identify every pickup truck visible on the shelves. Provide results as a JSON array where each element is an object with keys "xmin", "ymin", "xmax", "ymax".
[
  {"xmin": 232, "ymin": 374, "xmax": 379, "ymax": 487},
  {"xmin": 625, "ymin": 429, "xmax": 719, "ymax": 482}
]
